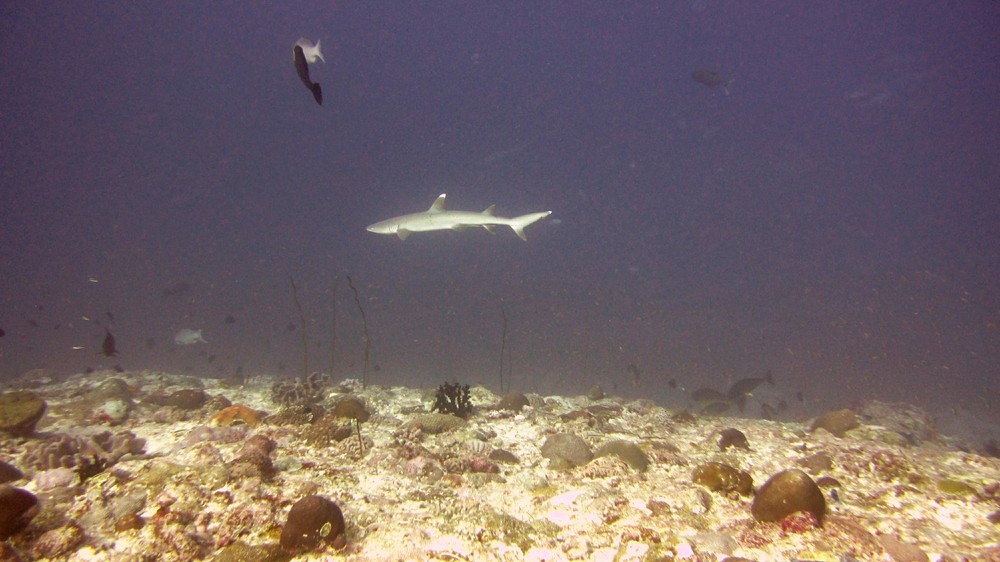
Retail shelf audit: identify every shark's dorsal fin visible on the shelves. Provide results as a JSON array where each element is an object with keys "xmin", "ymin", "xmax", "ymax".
[
  {"xmin": 428, "ymin": 194, "xmax": 447, "ymax": 212},
  {"xmin": 482, "ymin": 204, "xmax": 496, "ymax": 216}
]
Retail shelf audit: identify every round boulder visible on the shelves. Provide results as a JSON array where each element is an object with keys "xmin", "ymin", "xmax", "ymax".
[
  {"xmin": 0, "ymin": 391, "xmax": 46, "ymax": 437},
  {"xmin": 0, "ymin": 485, "xmax": 39, "ymax": 540},
  {"xmin": 751, "ymin": 468, "xmax": 826, "ymax": 524},
  {"xmin": 541, "ymin": 432, "xmax": 593, "ymax": 470},
  {"xmin": 280, "ymin": 495, "xmax": 346, "ymax": 553}
]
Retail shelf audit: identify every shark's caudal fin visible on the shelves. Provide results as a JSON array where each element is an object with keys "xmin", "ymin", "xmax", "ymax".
[{"xmin": 509, "ymin": 211, "xmax": 552, "ymax": 241}]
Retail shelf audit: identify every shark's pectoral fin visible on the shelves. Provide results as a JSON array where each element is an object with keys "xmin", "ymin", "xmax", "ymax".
[
  {"xmin": 482, "ymin": 225, "xmax": 497, "ymax": 235},
  {"xmin": 397, "ymin": 229, "xmax": 412, "ymax": 240}
]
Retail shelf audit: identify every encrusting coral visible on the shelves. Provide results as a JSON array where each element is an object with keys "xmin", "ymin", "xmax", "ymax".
[
  {"xmin": 209, "ymin": 404, "xmax": 263, "ymax": 428},
  {"xmin": 21, "ymin": 430, "xmax": 146, "ymax": 473}
]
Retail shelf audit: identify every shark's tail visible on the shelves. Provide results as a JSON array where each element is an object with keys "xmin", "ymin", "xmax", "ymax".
[{"xmin": 509, "ymin": 211, "xmax": 552, "ymax": 241}]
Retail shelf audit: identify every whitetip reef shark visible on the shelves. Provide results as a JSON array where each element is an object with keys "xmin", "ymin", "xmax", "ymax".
[
  {"xmin": 293, "ymin": 38, "xmax": 324, "ymax": 105},
  {"xmin": 367, "ymin": 194, "xmax": 552, "ymax": 241}
]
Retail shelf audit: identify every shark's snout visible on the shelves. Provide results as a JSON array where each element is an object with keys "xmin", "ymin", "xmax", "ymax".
[{"xmin": 366, "ymin": 221, "xmax": 392, "ymax": 234}]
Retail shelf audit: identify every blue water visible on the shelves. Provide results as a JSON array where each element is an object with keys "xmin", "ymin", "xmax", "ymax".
[{"xmin": 2, "ymin": 2, "xmax": 998, "ymax": 416}]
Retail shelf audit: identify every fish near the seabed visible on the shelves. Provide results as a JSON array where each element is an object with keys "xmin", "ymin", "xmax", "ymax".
[
  {"xmin": 691, "ymin": 387, "xmax": 733, "ymax": 415},
  {"xmin": 726, "ymin": 370, "xmax": 775, "ymax": 411},
  {"xmin": 700, "ymin": 401, "xmax": 731, "ymax": 416},
  {"xmin": 691, "ymin": 387, "xmax": 727, "ymax": 406},
  {"xmin": 174, "ymin": 329, "xmax": 207, "ymax": 345},
  {"xmin": 101, "ymin": 329, "xmax": 118, "ymax": 357},
  {"xmin": 294, "ymin": 38, "xmax": 325, "ymax": 64},
  {"xmin": 627, "ymin": 363, "xmax": 641, "ymax": 387}
]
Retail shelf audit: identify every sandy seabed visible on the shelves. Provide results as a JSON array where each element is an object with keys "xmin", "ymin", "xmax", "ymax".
[{"xmin": 1, "ymin": 369, "xmax": 999, "ymax": 561}]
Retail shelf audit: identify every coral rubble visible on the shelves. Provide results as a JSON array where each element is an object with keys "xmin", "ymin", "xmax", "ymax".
[{"xmin": 0, "ymin": 370, "xmax": 995, "ymax": 560}]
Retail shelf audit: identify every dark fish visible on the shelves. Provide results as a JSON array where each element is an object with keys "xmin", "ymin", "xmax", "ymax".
[
  {"xmin": 692, "ymin": 68, "xmax": 730, "ymax": 89},
  {"xmin": 27, "ymin": 319, "xmax": 39, "ymax": 328},
  {"xmin": 294, "ymin": 45, "xmax": 323, "ymax": 105},
  {"xmin": 627, "ymin": 363, "xmax": 641, "ymax": 387},
  {"xmin": 760, "ymin": 402, "xmax": 778, "ymax": 420},
  {"xmin": 223, "ymin": 315, "xmax": 236, "ymax": 324},
  {"xmin": 0, "ymin": 328, "xmax": 5, "ymax": 337},
  {"xmin": 691, "ymin": 387, "xmax": 733, "ymax": 416},
  {"xmin": 106, "ymin": 310, "xmax": 115, "ymax": 323},
  {"xmin": 101, "ymin": 328, "xmax": 118, "ymax": 357},
  {"xmin": 286, "ymin": 322, "xmax": 297, "ymax": 332},
  {"xmin": 667, "ymin": 378, "xmax": 677, "ymax": 389},
  {"xmin": 726, "ymin": 371, "xmax": 775, "ymax": 411},
  {"xmin": 692, "ymin": 387, "xmax": 727, "ymax": 406},
  {"xmin": 700, "ymin": 401, "xmax": 731, "ymax": 416},
  {"xmin": 162, "ymin": 280, "xmax": 191, "ymax": 297}
]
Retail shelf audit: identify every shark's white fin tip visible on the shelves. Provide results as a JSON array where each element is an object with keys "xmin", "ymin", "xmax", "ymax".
[
  {"xmin": 429, "ymin": 194, "xmax": 447, "ymax": 212},
  {"xmin": 510, "ymin": 211, "xmax": 552, "ymax": 241}
]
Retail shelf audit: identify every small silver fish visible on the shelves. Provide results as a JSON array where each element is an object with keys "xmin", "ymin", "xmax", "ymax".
[{"xmin": 174, "ymin": 329, "xmax": 207, "ymax": 345}]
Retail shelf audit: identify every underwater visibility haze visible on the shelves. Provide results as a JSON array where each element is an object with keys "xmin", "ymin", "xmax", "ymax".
[{"xmin": 2, "ymin": 2, "xmax": 1000, "ymax": 422}]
